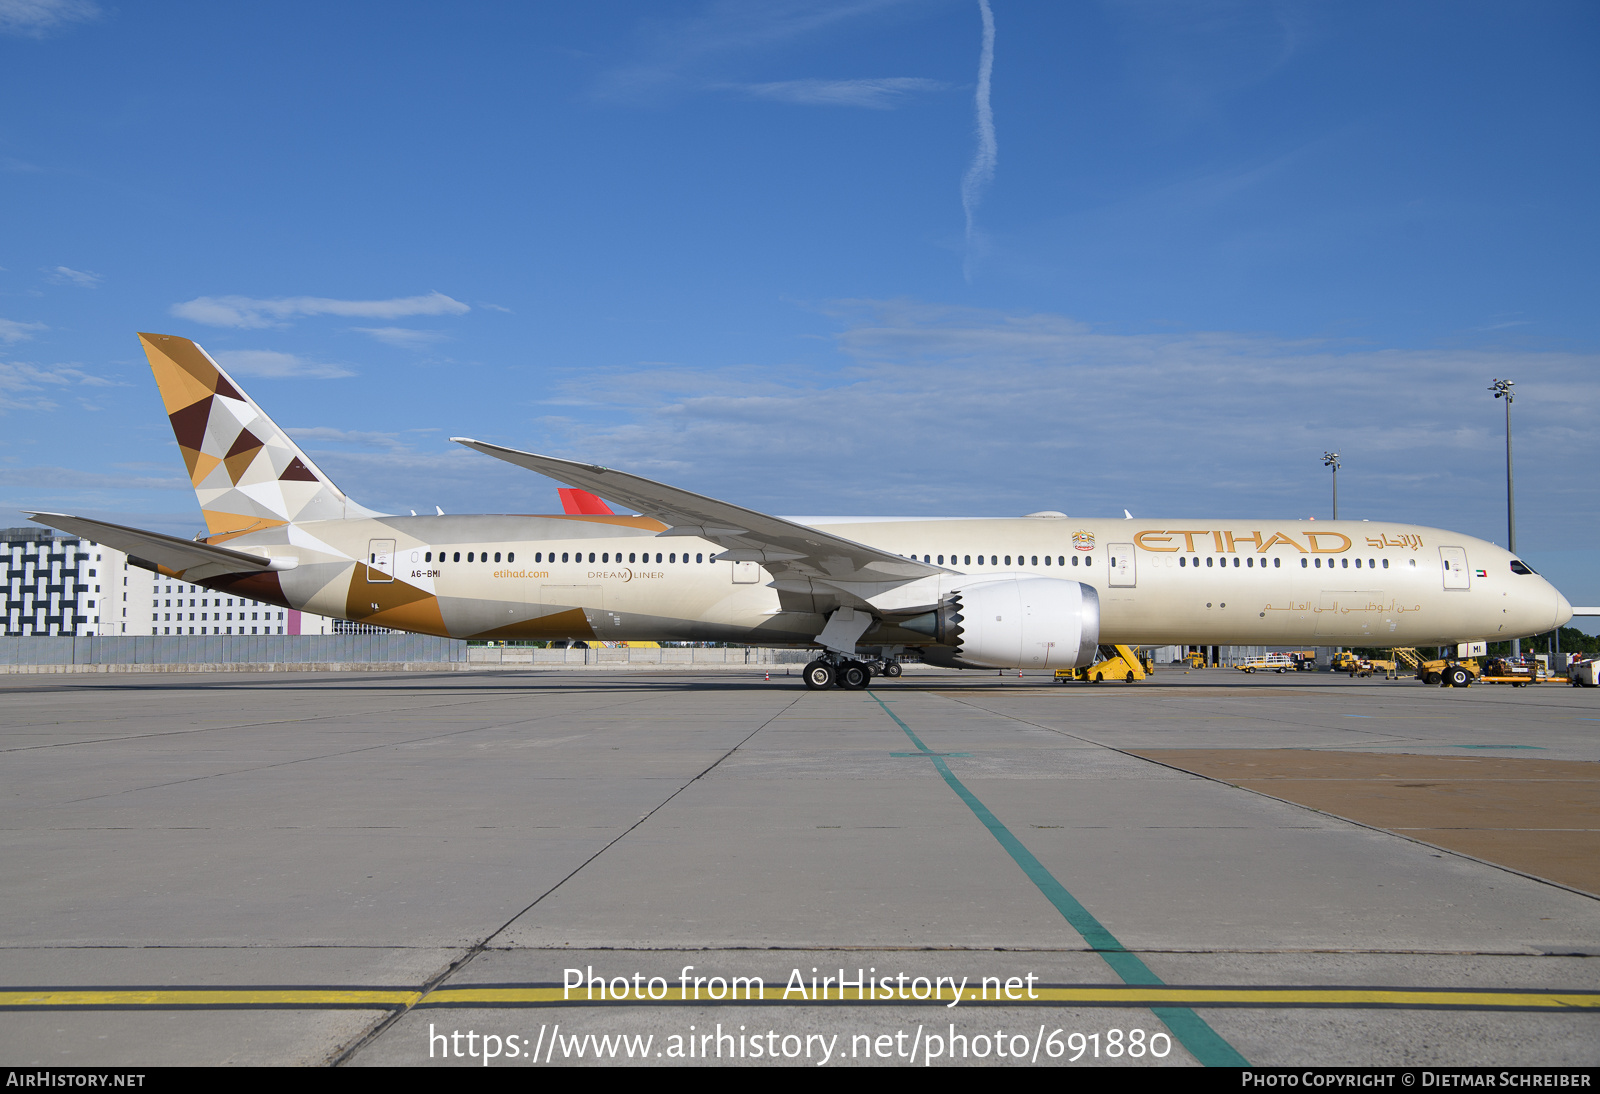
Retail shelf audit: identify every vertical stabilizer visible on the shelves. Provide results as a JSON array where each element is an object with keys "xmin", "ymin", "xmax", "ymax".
[
  {"xmin": 558, "ymin": 487, "xmax": 615, "ymax": 515},
  {"xmin": 138, "ymin": 332, "xmax": 382, "ymax": 539}
]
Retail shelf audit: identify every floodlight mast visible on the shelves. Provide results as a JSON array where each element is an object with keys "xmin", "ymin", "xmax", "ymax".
[
  {"xmin": 1322, "ymin": 452, "xmax": 1340, "ymax": 520},
  {"xmin": 1491, "ymin": 379, "xmax": 1517, "ymax": 658}
]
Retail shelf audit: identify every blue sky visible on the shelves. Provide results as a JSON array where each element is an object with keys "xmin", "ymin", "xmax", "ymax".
[{"xmin": 2, "ymin": 0, "xmax": 1596, "ymax": 617}]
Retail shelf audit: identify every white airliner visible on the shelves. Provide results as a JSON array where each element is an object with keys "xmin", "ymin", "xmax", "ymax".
[{"xmin": 29, "ymin": 334, "xmax": 1575, "ymax": 690}]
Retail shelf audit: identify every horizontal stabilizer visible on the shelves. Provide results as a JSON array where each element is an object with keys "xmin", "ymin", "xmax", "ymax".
[{"xmin": 27, "ymin": 512, "xmax": 296, "ymax": 580}]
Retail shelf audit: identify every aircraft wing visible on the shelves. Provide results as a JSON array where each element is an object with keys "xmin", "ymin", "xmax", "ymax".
[
  {"xmin": 452, "ymin": 439, "xmax": 943, "ymax": 587},
  {"xmin": 28, "ymin": 513, "xmax": 296, "ymax": 581}
]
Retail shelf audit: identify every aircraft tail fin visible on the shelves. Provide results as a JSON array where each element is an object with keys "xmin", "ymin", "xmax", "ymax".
[
  {"xmin": 137, "ymin": 332, "xmax": 381, "ymax": 540},
  {"xmin": 558, "ymin": 487, "xmax": 615, "ymax": 515}
]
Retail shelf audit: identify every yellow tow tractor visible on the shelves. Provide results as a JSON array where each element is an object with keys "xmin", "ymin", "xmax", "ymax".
[
  {"xmin": 1056, "ymin": 645, "xmax": 1154, "ymax": 684},
  {"xmin": 1415, "ymin": 656, "xmax": 1481, "ymax": 688},
  {"xmin": 1182, "ymin": 649, "xmax": 1209, "ymax": 669},
  {"xmin": 1332, "ymin": 651, "xmax": 1400, "ymax": 678}
]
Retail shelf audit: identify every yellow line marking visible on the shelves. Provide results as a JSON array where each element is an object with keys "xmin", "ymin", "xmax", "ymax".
[
  {"xmin": 4, "ymin": 986, "xmax": 1593, "ymax": 1009},
  {"xmin": 0, "ymin": 990, "xmax": 421, "ymax": 1008}
]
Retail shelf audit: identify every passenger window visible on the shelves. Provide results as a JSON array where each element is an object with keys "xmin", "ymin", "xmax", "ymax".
[
  {"xmin": 588, "ymin": 552, "xmax": 596, "ymax": 563},
  {"xmin": 964, "ymin": 555, "xmax": 971, "ymax": 565},
  {"xmin": 1044, "ymin": 555, "xmax": 1051, "ymax": 566},
  {"xmin": 1005, "ymin": 556, "xmax": 1011, "ymax": 566},
  {"xmin": 467, "ymin": 552, "xmax": 474, "ymax": 562},
  {"xmin": 1408, "ymin": 559, "xmax": 1416, "ymax": 568},
  {"xmin": 629, "ymin": 553, "xmax": 636, "ymax": 563},
  {"xmin": 535, "ymin": 552, "xmax": 542, "ymax": 563},
  {"xmin": 1246, "ymin": 557, "xmax": 1253, "ymax": 567},
  {"xmin": 1031, "ymin": 556, "xmax": 1038, "ymax": 566},
  {"xmin": 669, "ymin": 553, "xmax": 676, "ymax": 563},
  {"xmin": 424, "ymin": 552, "xmax": 431, "ymax": 562},
  {"xmin": 937, "ymin": 555, "xmax": 944, "ymax": 565},
  {"xmin": 507, "ymin": 552, "xmax": 514, "ymax": 562},
  {"xmin": 1206, "ymin": 557, "xmax": 1213, "ymax": 568},
  {"xmin": 561, "ymin": 552, "xmax": 569, "ymax": 562},
  {"xmin": 1341, "ymin": 558, "xmax": 1348, "ymax": 568},
  {"xmin": 1274, "ymin": 558, "xmax": 1280, "ymax": 568},
  {"xmin": 1382, "ymin": 559, "xmax": 1389, "ymax": 569},
  {"xmin": 1072, "ymin": 555, "xmax": 1080, "ymax": 566},
  {"xmin": 1057, "ymin": 556, "xmax": 1064, "ymax": 566},
  {"xmin": 495, "ymin": 552, "xmax": 502, "ymax": 562},
  {"xmin": 1179, "ymin": 556, "xmax": 1186, "ymax": 567},
  {"xmin": 1315, "ymin": 558, "xmax": 1322, "ymax": 568},
  {"xmin": 1301, "ymin": 558, "xmax": 1307, "ymax": 568},
  {"xmin": 1084, "ymin": 555, "xmax": 1092, "ymax": 566},
  {"xmin": 656, "ymin": 553, "xmax": 663, "ymax": 563}
]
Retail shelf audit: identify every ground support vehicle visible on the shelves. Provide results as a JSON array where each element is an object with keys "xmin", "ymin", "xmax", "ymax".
[
  {"xmin": 1238, "ymin": 653, "xmax": 1297, "ymax": 673},
  {"xmin": 1415, "ymin": 656, "xmax": 1481, "ymax": 687},
  {"xmin": 1571, "ymin": 659, "xmax": 1599, "ymax": 687},
  {"xmin": 1057, "ymin": 645, "xmax": 1154, "ymax": 684}
]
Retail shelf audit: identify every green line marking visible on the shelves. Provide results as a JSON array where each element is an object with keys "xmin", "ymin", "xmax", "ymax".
[
  {"xmin": 890, "ymin": 751, "xmax": 972, "ymax": 758},
  {"xmin": 870, "ymin": 692, "xmax": 1249, "ymax": 1068}
]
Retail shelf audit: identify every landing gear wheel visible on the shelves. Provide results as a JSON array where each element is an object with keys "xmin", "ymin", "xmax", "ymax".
[
  {"xmin": 837, "ymin": 661, "xmax": 871, "ymax": 690},
  {"xmin": 884, "ymin": 662, "xmax": 903, "ymax": 678},
  {"xmin": 1445, "ymin": 666, "xmax": 1471, "ymax": 688},
  {"xmin": 803, "ymin": 660, "xmax": 835, "ymax": 690}
]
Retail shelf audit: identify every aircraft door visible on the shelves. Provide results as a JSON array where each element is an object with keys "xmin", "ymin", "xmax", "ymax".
[
  {"xmin": 1439, "ymin": 547, "xmax": 1470, "ymax": 590},
  {"xmin": 1108, "ymin": 543, "xmax": 1135, "ymax": 587},
  {"xmin": 366, "ymin": 539, "xmax": 395, "ymax": 583}
]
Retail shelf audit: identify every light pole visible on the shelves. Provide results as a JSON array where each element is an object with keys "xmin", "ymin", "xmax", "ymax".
[
  {"xmin": 1491, "ymin": 379, "xmax": 1518, "ymax": 658},
  {"xmin": 1322, "ymin": 452, "xmax": 1340, "ymax": 520}
]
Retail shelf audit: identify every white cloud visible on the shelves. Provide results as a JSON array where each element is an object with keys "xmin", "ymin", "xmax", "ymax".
[
  {"xmin": 961, "ymin": 0, "xmax": 996, "ymax": 281},
  {"xmin": 0, "ymin": 466, "xmax": 183, "ymax": 491},
  {"xmin": 284, "ymin": 427, "xmax": 409, "ymax": 451},
  {"xmin": 495, "ymin": 300, "xmax": 1599, "ymax": 547},
  {"xmin": 45, "ymin": 265, "xmax": 100, "ymax": 287},
  {"xmin": 354, "ymin": 326, "xmax": 449, "ymax": 348},
  {"xmin": 732, "ymin": 77, "xmax": 945, "ymax": 108},
  {"xmin": 0, "ymin": 360, "xmax": 115, "ymax": 412},
  {"xmin": 0, "ymin": 0, "xmax": 98, "ymax": 37},
  {"xmin": 212, "ymin": 350, "xmax": 355, "ymax": 380},
  {"xmin": 594, "ymin": 0, "xmax": 915, "ymax": 104},
  {"xmin": 0, "ymin": 318, "xmax": 46, "ymax": 343},
  {"xmin": 170, "ymin": 291, "xmax": 469, "ymax": 329}
]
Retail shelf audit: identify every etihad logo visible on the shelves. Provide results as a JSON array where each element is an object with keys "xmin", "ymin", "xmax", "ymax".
[
  {"xmin": 1072, "ymin": 530, "xmax": 1095, "ymax": 551},
  {"xmin": 1129, "ymin": 529, "xmax": 1394, "ymax": 554}
]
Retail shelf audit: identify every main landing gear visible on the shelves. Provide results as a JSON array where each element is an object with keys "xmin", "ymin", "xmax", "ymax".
[{"xmin": 803, "ymin": 657, "xmax": 896, "ymax": 690}]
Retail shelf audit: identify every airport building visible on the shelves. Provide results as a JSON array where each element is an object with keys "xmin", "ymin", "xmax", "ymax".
[{"xmin": 1, "ymin": 526, "xmax": 346, "ymax": 637}]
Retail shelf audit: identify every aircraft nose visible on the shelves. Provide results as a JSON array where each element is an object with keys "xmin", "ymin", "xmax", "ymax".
[{"xmin": 1554, "ymin": 589, "xmax": 1573, "ymax": 630}]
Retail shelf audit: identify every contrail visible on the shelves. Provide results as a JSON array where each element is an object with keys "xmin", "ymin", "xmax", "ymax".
[{"xmin": 961, "ymin": 0, "xmax": 996, "ymax": 282}]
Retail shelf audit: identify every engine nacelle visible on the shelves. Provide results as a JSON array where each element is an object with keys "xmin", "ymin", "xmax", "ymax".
[{"xmin": 902, "ymin": 576, "xmax": 1100, "ymax": 670}]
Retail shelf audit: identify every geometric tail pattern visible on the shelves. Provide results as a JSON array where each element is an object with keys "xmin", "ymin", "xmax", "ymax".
[{"xmin": 138, "ymin": 332, "xmax": 381, "ymax": 539}]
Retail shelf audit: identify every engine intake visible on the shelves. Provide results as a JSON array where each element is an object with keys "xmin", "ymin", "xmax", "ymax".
[{"xmin": 902, "ymin": 576, "xmax": 1099, "ymax": 670}]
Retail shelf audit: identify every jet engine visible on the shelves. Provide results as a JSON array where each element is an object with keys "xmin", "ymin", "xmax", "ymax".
[{"xmin": 901, "ymin": 576, "xmax": 1100, "ymax": 670}]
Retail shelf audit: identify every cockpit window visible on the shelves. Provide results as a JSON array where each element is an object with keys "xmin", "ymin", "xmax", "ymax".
[{"xmin": 1509, "ymin": 559, "xmax": 1537, "ymax": 575}]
